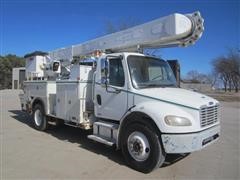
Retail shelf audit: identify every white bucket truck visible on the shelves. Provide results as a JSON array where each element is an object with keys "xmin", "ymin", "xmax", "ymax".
[{"xmin": 20, "ymin": 11, "xmax": 220, "ymax": 173}]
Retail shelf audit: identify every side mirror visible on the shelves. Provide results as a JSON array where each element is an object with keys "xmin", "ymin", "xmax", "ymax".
[
  {"xmin": 101, "ymin": 58, "xmax": 109, "ymax": 86},
  {"xmin": 100, "ymin": 55, "xmax": 122, "ymax": 94}
]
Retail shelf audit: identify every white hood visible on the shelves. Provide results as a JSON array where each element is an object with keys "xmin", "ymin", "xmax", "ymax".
[{"xmin": 135, "ymin": 87, "xmax": 218, "ymax": 109}]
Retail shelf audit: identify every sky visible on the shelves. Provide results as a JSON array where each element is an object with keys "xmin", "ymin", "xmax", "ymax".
[{"xmin": 0, "ymin": 0, "xmax": 239, "ymax": 76}]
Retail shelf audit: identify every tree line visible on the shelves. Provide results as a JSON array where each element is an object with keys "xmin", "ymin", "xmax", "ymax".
[
  {"xmin": 212, "ymin": 49, "xmax": 240, "ymax": 92},
  {"xmin": 0, "ymin": 54, "xmax": 25, "ymax": 90},
  {"xmin": 185, "ymin": 49, "xmax": 240, "ymax": 92},
  {"xmin": 0, "ymin": 49, "xmax": 239, "ymax": 92}
]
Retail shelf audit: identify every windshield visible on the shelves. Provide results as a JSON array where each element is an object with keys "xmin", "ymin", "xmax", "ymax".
[{"xmin": 127, "ymin": 55, "xmax": 177, "ymax": 89}]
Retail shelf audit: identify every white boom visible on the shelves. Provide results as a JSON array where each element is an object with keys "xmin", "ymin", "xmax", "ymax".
[{"xmin": 49, "ymin": 11, "xmax": 204, "ymax": 61}]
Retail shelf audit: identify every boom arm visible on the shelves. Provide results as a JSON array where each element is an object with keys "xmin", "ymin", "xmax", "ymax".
[{"xmin": 49, "ymin": 11, "xmax": 204, "ymax": 61}]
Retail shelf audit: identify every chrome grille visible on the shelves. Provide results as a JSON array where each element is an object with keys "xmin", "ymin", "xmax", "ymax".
[{"xmin": 200, "ymin": 105, "xmax": 219, "ymax": 127}]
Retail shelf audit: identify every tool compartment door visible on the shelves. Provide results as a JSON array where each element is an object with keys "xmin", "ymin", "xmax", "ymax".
[
  {"xmin": 56, "ymin": 83, "xmax": 66, "ymax": 119},
  {"xmin": 65, "ymin": 83, "xmax": 80, "ymax": 123}
]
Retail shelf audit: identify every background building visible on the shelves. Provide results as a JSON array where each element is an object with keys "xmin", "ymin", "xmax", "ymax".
[{"xmin": 12, "ymin": 67, "xmax": 25, "ymax": 89}]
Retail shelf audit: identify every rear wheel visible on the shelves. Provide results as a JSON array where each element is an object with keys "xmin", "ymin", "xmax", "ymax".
[
  {"xmin": 121, "ymin": 123, "xmax": 165, "ymax": 173},
  {"xmin": 32, "ymin": 104, "xmax": 48, "ymax": 131}
]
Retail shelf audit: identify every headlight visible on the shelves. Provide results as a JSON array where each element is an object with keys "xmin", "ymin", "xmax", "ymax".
[{"xmin": 164, "ymin": 115, "xmax": 192, "ymax": 126}]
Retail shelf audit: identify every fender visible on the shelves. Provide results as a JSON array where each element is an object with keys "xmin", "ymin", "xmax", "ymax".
[
  {"xmin": 117, "ymin": 102, "xmax": 162, "ymax": 149},
  {"xmin": 117, "ymin": 110, "xmax": 160, "ymax": 149},
  {"xmin": 117, "ymin": 100, "xmax": 197, "ymax": 148},
  {"xmin": 31, "ymin": 97, "xmax": 46, "ymax": 114}
]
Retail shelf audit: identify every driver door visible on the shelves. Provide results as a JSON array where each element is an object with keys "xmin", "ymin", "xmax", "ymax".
[{"xmin": 94, "ymin": 56, "xmax": 128, "ymax": 121}]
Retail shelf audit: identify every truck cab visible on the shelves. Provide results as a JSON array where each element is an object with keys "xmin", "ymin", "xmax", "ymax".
[{"xmin": 89, "ymin": 52, "xmax": 220, "ymax": 172}]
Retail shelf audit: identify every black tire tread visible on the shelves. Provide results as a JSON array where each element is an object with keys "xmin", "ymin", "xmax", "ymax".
[
  {"xmin": 32, "ymin": 104, "xmax": 48, "ymax": 131},
  {"xmin": 121, "ymin": 122, "xmax": 165, "ymax": 173}
]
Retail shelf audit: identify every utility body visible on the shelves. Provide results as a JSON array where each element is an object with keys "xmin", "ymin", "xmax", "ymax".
[{"xmin": 20, "ymin": 11, "xmax": 220, "ymax": 173}]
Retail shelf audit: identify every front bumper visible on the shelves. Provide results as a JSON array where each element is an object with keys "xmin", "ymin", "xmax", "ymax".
[{"xmin": 161, "ymin": 124, "xmax": 220, "ymax": 153}]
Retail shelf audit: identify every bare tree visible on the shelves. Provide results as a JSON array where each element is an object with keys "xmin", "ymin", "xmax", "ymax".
[
  {"xmin": 212, "ymin": 57, "xmax": 229, "ymax": 91},
  {"xmin": 185, "ymin": 70, "xmax": 212, "ymax": 84},
  {"xmin": 207, "ymin": 71, "xmax": 218, "ymax": 87},
  {"xmin": 186, "ymin": 70, "xmax": 201, "ymax": 83},
  {"xmin": 212, "ymin": 49, "xmax": 240, "ymax": 92},
  {"xmin": 104, "ymin": 17, "xmax": 140, "ymax": 34},
  {"xmin": 103, "ymin": 18, "xmax": 162, "ymax": 57}
]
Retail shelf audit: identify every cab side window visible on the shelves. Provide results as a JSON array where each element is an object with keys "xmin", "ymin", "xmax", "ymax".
[{"xmin": 109, "ymin": 58, "xmax": 125, "ymax": 87}]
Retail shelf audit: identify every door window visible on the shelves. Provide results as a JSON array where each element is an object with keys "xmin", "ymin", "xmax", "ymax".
[{"xmin": 109, "ymin": 59, "xmax": 125, "ymax": 87}]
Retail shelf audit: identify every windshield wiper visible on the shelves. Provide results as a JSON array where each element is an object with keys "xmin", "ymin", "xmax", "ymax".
[
  {"xmin": 139, "ymin": 84, "xmax": 165, "ymax": 88},
  {"xmin": 147, "ymin": 84, "xmax": 161, "ymax": 87},
  {"xmin": 140, "ymin": 84, "xmax": 176, "ymax": 89}
]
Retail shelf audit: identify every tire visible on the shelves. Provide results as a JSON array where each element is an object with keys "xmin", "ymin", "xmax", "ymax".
[
  {"xmin": 32, "ymin": 104, "xmax": 48, "ymax": 131},
  {"xmin": 121, "ymin": 123, "xmax": 165, "ymax": 173}
]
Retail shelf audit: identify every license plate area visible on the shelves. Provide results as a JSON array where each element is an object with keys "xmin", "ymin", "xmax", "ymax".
[{"xmin": 202, "ymin": 133, "xmax": 219, "ymax": 146}]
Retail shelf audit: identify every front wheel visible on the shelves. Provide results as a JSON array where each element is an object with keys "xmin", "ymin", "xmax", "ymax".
[
  {"xmin": 121, "ymin": 123, "xmax": 165, "ymax": 173},
  {"xmin": 32, "ymin": 104, "xmax": 48, "ymax": 131}
]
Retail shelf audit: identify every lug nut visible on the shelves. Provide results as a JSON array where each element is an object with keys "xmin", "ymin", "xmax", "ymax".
[{"xmin": 145, "ymin": 148, "xmax": 150, "ymax": 153}]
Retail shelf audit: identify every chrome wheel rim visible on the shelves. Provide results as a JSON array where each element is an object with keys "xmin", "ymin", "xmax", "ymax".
[
  {"xmin": 127, "ymin": 131, "xmax": 150, "ymax": 162},
  {"xmin": 34, "ymin": 109, "xmax": 42, "ymax": 126}
]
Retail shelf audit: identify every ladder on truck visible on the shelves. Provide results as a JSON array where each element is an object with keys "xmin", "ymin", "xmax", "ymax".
[{"xmin": 48, "ymin": 11, "xmax": 204, "ymax": 61}]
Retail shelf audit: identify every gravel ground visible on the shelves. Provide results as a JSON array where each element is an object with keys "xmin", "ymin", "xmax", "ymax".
[{"xmin": 0, "ymin": 89, "xmax": 239, "ymax": 179}]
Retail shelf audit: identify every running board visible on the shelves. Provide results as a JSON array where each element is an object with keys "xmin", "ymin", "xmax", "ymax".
[
  {"xmin": 88, "ymin": 135, "xmax": 115, "ymax": 146},
  {"xmin": 87, "ymin": 121, "xmax": 119, "ymax": 146}
]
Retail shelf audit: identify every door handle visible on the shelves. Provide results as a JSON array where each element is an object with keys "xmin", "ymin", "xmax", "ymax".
[{"xmin": 96, "ymin": 94, "xmax": 102, "ymax": 105}]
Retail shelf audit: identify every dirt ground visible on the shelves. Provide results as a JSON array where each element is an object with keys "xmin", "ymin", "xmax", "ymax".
[
  {"xmin": 0, "ymin": 90, "xmax": 239, "ymax": 179},
  {"xmin": 205, "ymin": 91, "xmax": 240, "ymax": 102}
]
